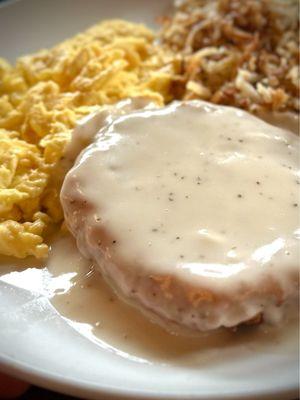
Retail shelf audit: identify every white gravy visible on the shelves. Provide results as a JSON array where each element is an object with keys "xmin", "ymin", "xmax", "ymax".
[
  {"xmin": 61, "ymin": 100, "xmax": 299, "ymax": 330},
  {"xmin": 0, "ymin": 99, "xmax": 298, "ymax": 361},
  {"xmin": 0, "ymin": 234, "xmax": 298, "ymax": 364}
]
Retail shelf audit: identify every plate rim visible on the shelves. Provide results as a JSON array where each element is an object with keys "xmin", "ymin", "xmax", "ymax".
[
  {"xmin": 0, "ymin": 0, "xmax": 298, "ymax": 398},
  {"xmin": 0, "ymin": 352, "xmax": 298, "ymax": 400}
]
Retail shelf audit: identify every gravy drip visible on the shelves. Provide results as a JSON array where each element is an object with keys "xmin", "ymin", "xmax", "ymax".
[
  {"xmin": 61, "ymin": 100, "xmax": 299, "ymax": 330},
  {"xmin": 1, "ymin": 234, "xmax": 297, "ymax": 364}
]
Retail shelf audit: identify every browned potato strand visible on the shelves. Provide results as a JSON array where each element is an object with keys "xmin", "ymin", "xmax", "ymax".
[
  {"xmin": 0, "ymin": 1, "xmax": 298, "ymax": 259},
  {"xmin": 159, "ymin": 0, "xmax": 299, "ymax": 113}
]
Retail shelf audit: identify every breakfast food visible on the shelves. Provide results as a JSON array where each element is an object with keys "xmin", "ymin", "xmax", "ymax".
[
  {"xmin": 0, "ymin": 20, "xmax": 178, "ymax": 258},
  {"xmin": 159, "ymin": 0, "xmax": 299, "ymax": 114},
  {"xmin": 1, "ymin": 0, "xmax": 299, "ymax": 260},
  {"xmin": 0, "ymin": 0, "xmax": 299, "ymax": 336},
  {"xmin": 61, "ymin": 100, "xmax": 299, "ymax": 331},
  {"xmin": 1, "ymin": 1, "xmax": 298, "ymax": 260}
]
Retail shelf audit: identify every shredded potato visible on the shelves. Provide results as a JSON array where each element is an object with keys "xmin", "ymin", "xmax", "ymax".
[
  {"xmin": 159, "ymin": 0, "xmax": 299, "ymax": 113},
  {"xmin": 2, "ymin": 5, "xmax": 297, "ymax": 260},
  {"xmin": 0, "ymin": 20, "xmax": 178, "ymax": 258}
]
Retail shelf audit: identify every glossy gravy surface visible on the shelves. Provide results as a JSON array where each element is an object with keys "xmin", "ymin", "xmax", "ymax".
[
  {"xmin": 0, "ymin": 234, "xmax": 297, "ymax": 364},
  {"xmin": 49, "ymin": 236, "xmax": 298, "ymax": 363},
  {"xmin": 0, "ymin": 100, "xmax": 299, "ymax": 361},
  {"xmin": 65, "ymin": 101, "xmax": 299, "ymax": 296}
]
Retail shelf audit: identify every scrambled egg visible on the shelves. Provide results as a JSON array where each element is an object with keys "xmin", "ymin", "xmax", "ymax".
[{"xmin": 0, "ymin": 20, "xmax": 178, "ymax": 258}]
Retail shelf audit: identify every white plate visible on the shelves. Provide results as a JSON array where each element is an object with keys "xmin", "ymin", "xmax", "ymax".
[{"xmin": 0, "ymin": 1, "xmax": 299, "ymax": 399}]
